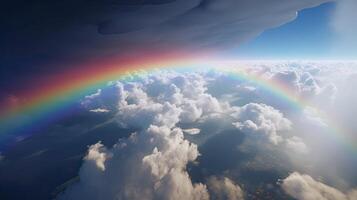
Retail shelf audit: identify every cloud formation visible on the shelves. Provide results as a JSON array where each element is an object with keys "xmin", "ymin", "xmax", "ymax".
[
  {"xmin": 59, "ymin": 126, "xmax": 209, "ymax": 200},
  {"xmin": 282, "ymin": 172, "xmax": 357, "ymax": 200},
  {"xmin": 0, "ymin": 0, "xmax": 332, "ymax": 91},
  {"xmin": 60, "ymin": 70, "xmax": 227, "ymax": 199},
  {"xmin": 231, "ymin": 103, "xmax": 291, "ymax": 145},
  {"xmin": 61, "ymin": 61, "xmax": 357, "ymax": 199},
  {"xmin": 93, "ymin": 0, "xmax": 330, "ymax": 50},
  {"xmin": 207, "ymin": 176, "xmax": 244, "ymax": 200}
]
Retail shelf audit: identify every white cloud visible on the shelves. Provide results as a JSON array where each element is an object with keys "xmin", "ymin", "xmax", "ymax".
[
  {"xmin": 179, "ymin": 99, "xmax": 203, "ymax": 123},
  {"xmin": 271, "ymin": 70, "xmax": 301, "ymax": 94},
  {"xmin": 84, "ymin": 142, "xmax": 110, "ymax": 171},
  {"xmin": 207, "ymin": 176, "xmax": 244, "ymax": 200},
  {"xmin": 59, "ymin": 125, "xmax": 209, "ymax": 200},
  {"xmin": 69, "ymin": 62, "xmax": 357, "ymax": 199},
  {"xmin": 281, "ymin": 172, "xmax": 357, "ymax": 200},
  {"xmin": 183, "ymin": 128, "xmax": 201, "ymax": 135},
  {"xmin": 81, "ymin": 83, "xmax": 124, "ymax": 111},
  {"xmin": 115, "ymin": 83, "xmax": 183, "ymax": 129},
  {"xmin": 60, "ymin": 72, "xmax": 216, "ymax": 199},
  {"xmin": 81, "ymin": 70, "xmax": 230, "ymax": 128},
  {"xmin": 89, "ymin": 108, "xmax": 110, "ymax": 113},
  {"xmin": 285, "ymin": 136, "xmax": 309, "ymax": 154},
  {"xmin": 231, "ymin": 103, "xmax": 291, "ymax": 145}
]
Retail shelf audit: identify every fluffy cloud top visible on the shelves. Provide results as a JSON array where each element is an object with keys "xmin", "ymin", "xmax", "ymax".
[
  {"xmin": 60, "ymin": 71, "xmax": 227, "ymax": 200},
  {"xmin": 207, "ymin": 176, "xmax": 244, "ymax": 200},
  {"xmin": 282, "ymin": 172, "xmax": 357, "ymax": 200},
  {"xmin": 61, "ymin": 62, "xmax": 357, "ymax": 199},
  {"xmin": 59, "ymin": 125, "xmax": 209, "ymax": 200},
  {"xmin": 231, "ymin": 103, "xmax": 291, "ymax": 145}
]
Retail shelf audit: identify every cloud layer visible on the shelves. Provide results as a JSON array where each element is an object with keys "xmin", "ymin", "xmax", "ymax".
[
  {"xmin": 207, "ymin": 176, "xmax": 244, "ymax": 200},
  {"xmin": 58, "ymin": 61, "xmax": 357, "ymax": 199}
]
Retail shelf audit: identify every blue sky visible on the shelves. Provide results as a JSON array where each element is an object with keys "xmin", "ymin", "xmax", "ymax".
[{"xmin": 236, "ymin": 2, "xmax": 337, "ymax": 59}]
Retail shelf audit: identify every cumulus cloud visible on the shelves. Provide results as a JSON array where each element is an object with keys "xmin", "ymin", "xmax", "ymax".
[
  {"xmin": 66, "ymin": 62, "xmax": 357, "ymax": 199},
  {"xmin": 81, "ymin": 85, "xmax": 123, "ymax": 112},
  {"xmin": 81, "ymin": 67, "xmax": 317, "ymax": 150},
  {"xmin": 271, "ymin": 70, "xmax": 301, "ymax": 94},
  {"xmin": 60, "ymin": 71, "xmax": 221, "ymax": 200},
  {"xmin": 207, "ymin": 176, "xmax": 244, "ymax": 200},
  {"xmin": 231, "ymin": 103, "xmax": 291, "ymax": 145},
  {"xmin": 281, "ymin": 172, "xmax": 357, "ymax": 200},
  {"xmin": 59, "ymin": 125, "xmax": 209, "ymax": 200},
  {"xmin": 84, "ymin": 142, "xmax": 110, "ymax": 171},
  {"xmin": 82, "ymin": 70, "xmax": 229, "ymax": 128}
]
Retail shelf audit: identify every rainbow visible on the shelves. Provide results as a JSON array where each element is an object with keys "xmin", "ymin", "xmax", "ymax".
[
  {"xmin": 218, "ymin": 65, "xmax": 356, "ymax": 152},
  {"xmin": 0, "ymin": 53, "xmax": 208, "ymax": 144},
  {"xmin": 0, "ymin": 58, "xmax": 355, "ymax": 152},
  {"xmin": 213, "ymin": 61, "xmax": 356, "ymax": 152},
  {"xmin": 222, "ymin": 70, "xmax": 350, "ymax": 143}
]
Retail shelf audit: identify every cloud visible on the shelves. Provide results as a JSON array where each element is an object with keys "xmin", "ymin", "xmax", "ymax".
[
  {"xmin": 183, "ymin": 128, "xmax": 201, "ymax": 135},
  {"xmin": 0, "ymin": 0, "xmax": 332, "ymax": 88},
  {"xmin": 59, "ymin": 125, "xmax": 209, "ymax": 200},
  {"xmin": 82, "ymin": 70, "xmax": 229, "ymax": 128},
  {"xmin": 207, "ymin": 176, "xmax": 244, "ymax": 200},
  {"xmin": 285, "ymin": 136, "xmax": 309, "ymax": 154},
  {"xmin": 81, "ymin": 67, "xmax": 317, "ymax": 150},
  {"xmin": 231, "ymin": 103, "xmax": 292, "ymax": 145},
  {"xmin": 89, "ymin": 108, "xmax": 110, "ymax": 113},
  {"xmin": 281, "ymin": 172, "xmax": 357, "ymax": 200},
  {"xmin": 81, "ymin": 84, "xmax": 123, "ymax": 112},
  {"xmin": 63, "ymin": 62, "xmax": 357, "ymax": 199},
  {"xmin": 84, "ymin": 142, "xmax": 110, "ymax": 171},
  {"xmin": 94, "ymin": 0, "xmax": 330, "ymax": 50},
  {"xmin": 271, "ymin": 70, "xmax": 301, "ymax": 93},
  {"xmin": 60, "ymin": 71, "xmax": 218, "ymax": 199}
]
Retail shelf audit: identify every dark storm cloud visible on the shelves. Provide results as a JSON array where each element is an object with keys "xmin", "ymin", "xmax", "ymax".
[{"xmin": 0, "ymin": 0, "xmax": 330, "ymax": 93}]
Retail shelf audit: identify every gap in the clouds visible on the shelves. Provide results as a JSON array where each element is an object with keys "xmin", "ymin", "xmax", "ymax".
[{"xmin": 235, "ymin": 2, "xmax": 336, "ymax": 60}]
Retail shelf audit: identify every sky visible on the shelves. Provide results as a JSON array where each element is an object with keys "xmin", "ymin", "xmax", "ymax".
[
  {"xmin": 1, "ymin": 1, "xmax": 357, "ymax": 199},
  {"xmin": 236, "ymin": 2, "xmax": 336, "ymax": 59},
  {"xmin": 0, "ymin": 0, "xmax": 356, "ymax": 99}
]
